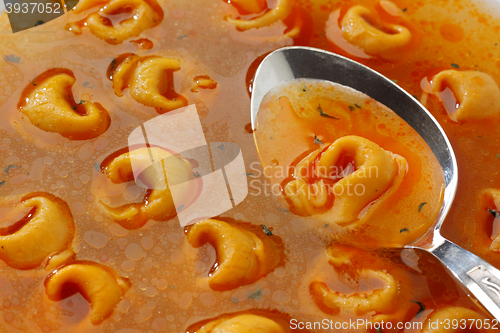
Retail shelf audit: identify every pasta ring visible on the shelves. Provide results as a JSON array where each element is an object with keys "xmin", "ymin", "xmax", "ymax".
[
  {"xmin": 100, "ymin": 147, "xmax": 194, "ymax": 229},
  {"xmin": 70, "ymin": 0, "xmax": 163, "ymax": 44},
  {"xmin": 109, "ymin": 55, "xmax": 188, "ymax": 113},
  {"xmin": 18, "ymin": 68, "xmax": 111, "ymax": 140},
  {"xmin": 227, "ymin": 0, "xmax": 293, "ymax": 31},
  {"xmin": 341, "ymin": 5, "xmax": 412, "ymax": 58},
  {"xmin": 431, "ymin": 70, "xmax": 500, "ymax": 122},
  {"xmin": 185, "ymin": 219, "xmax": 284, "ymax": 291},
  {"xmin": 192, "ymin": 314, "xmax": 286, "ymax": 333},
  {"xmin": 45, "ymin": 261, "xmax": 131, "ymax": 325},
  {"xmin": 284, "ymin": 135, "xmax": 406, "ymax": 226}
]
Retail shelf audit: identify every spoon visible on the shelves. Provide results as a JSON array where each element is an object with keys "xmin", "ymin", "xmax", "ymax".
[{"xmin": 250, "ymin": 46, "xmax": 500, "ymax": 319}]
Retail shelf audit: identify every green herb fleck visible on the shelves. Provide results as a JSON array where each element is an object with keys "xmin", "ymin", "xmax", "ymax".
[
  {"xmin": 110, "ymin": 59, "xmax": 117, "ymax": 71},
  {"xmin": 324, "ymin": 224, "xmax": 329, "ymax": 228},
  {"xmin": 412, "ymin": 301, "xmax": 426, "ymax": 316},
  {"xmin": 400, "ymin": 228, "xmax": 410, "ymax": 233},
  {"xmin": 418, "ymin": 202, "xmax": 427, "ymax": 212},
  {"xmin": 496, "ymin": 153, "xmax": 499, "ymax": 159},
  {"xmin": 318, "ymin": 105, "xmax": 340, "ymax": 119},
  {"xmin": 451, "ymin": 63, "xmax": 459, "ymax": 69},
  {"xmin": 488, "ymin": 209, "xmax": 500, "ymax": 219},
  {"xmin": 376, "ymin": 328, "xmax": 382, "ymax": 333},
  {"xmin": 94, "ymin": 163, "xmax": 100, "ymax": 171},
  {"xmin": 169, "ymin": 285, "xmax": 175, "ymax": 289},
  {"xmin": 231, "ymin": 297, "xmax": 239, "ymax": 303},
  {"xmin": 314, "ymin": 135, "xmax": 323, "ymax": 144},
  {"xmin": 32, "ymin": 80, "xmax": 36, "ymax": 86},
  {"xmin": 78, "ymin": 100, "xmax": 85, "ymax": 105},
  {"xmin": 402, "ymin": 7, "xmax": 407, "ymax": 12},
  {"xmin": 34, "ymin": 20, "xmax": 45, "ymax": 27},
  {"xmin": 72, "ymin": 105, "xmax": 77, "ymax": 110},
  {"xmin": 0, "ymin": 180, "xmax": 5, "ymax": 187},
  {"xmin": 354, "ymin": 103, "xmax": 361, "ymax": 109},
  {"xmin": 391, "ymin": 79, "xmax": 398, "ymax": 83},
  {"xmin": 412, "ymin": 94, "xmax": 418, "ymax": 100},
  {"xmin": 349, "ymin": 105, "xmax": 356, "ymax": 111},
  {"xmin": 177, "ymin": 34, "xmax": 188, "ymax": 40},
  {"xmin": 261, "ymin": 224, "xmax": 273, "ymax": 236},
  {"xmin": 303, "ymin": 87, "xmax": 306, "ymax": 92}
]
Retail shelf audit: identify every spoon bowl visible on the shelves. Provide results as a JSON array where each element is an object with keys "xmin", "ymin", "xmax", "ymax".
[{"xmin": 251, "ymin": 46, "xmax": 500, "ymax": 319}]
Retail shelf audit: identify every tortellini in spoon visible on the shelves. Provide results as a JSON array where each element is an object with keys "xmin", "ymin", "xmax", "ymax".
[
  {"xmin": 284, "ymin": 135, "xmax": 406, "ymax": 226},
  {"xmin": 45, "ymin": 262, "xmax": 131, "ymax": 325}
]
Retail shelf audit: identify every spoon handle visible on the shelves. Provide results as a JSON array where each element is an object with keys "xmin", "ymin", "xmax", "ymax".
[{"xmin": 429, "ymin": 237, "xmax": 500, "ymax": 319}]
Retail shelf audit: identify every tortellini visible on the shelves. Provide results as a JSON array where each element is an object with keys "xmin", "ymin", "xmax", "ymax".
[
  {"xmin": 310, "ymin": 270, "xmax": 398, "ymax": 315},
  {"xmin": 421, "ymin": 307, "xmax": 489, "ymax": 333},
  {"xmin": 110, "ymin": 54, "xmax": 188, "ymax": 113},
  {"xmin": 45, "ymin": 262, "xmax": 131, "ymax": 325},
  {"xmin": 310, "ymin": 245, "xmax": 412, "ymax": 323},
  {"xmin": 185, "ymin": 219, "xmax": 284, "ymax": 291},
  {"xmin": 341, "ymin": 5, "xmax": 412, "ymax": 58},
  {"xmin": 227, "ymin": 0, "xmax": 292, "ymax": 31},
  {"xmin": 68, "ymin": 0, "xmax": 164, "ymax": 44},
  {"xmin": 0, "ymin": 193, "xmax": 75, "ymax": 270},
  {"xmin": 18, "ymin": 68, "xmax": 111, "ymax": 140},
  {"xmin": 100, "ymin": 147, "xmax": 194, "ymax": 229},
  {"xmin": 283, "ymin": 135, "xmax": 406, "ymax": 226},
  {"xmin": 191, "ymin": 314, "xmax": 285, "ymax": 333},
  {"xmin": 430, "ymin": 70, "xmax": 500, "ymax": 122}
]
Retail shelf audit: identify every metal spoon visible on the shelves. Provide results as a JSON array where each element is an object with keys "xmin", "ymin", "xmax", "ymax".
[{"xmin": 250, "ymin": 46, "xmax": 500, "ymax": 319}]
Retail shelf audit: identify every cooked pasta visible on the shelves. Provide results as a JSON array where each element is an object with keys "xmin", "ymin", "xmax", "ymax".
[
  {"xmin": 0, "ymin": 193, "xmax": 75, "ymax": 270},
  {"xmin": 17, "ymin": 69, "xmax": 111, "ymax": 140},
  {"xmin": 67, "ymin": 0, "xmax": 164, "ymax": 44},
  {"xmin": 430, "ymin": 70, "xmax": 500, "ymax": 122},
  {"xmin": 45, "ymin": 262, "xmax": 131, "ymax": 325},
  {"xmin": 421, "ymin": 307, "xmax": 490, "ymax": 333},
  {"xmin": 110, "ymin": 55, "xmax": 188, "ymax": 113},
  {"xmin": 284, "ymin": 135, "xmax": 406, "ymax": 226},
  {"xmin": 227, "ymin": 0, "xmax": 293, "ymax": 31},
  {"xmin": 185, "ymin": 219, "xmax": 284, "ymax": 291},
  {"xmin": 192, "ymin": 314, "xmax": 285, "ymax": 333},
  {"xmin": 310, "ymin": 245, "xmax": 413, "ymax": 324},
  {"xmin": 340, "ymin": 5, "xmax": 411, "ymax": 59},
  {"xmin": 99, "ymin": 147, "xmax": 194, "ymax": 229}
]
